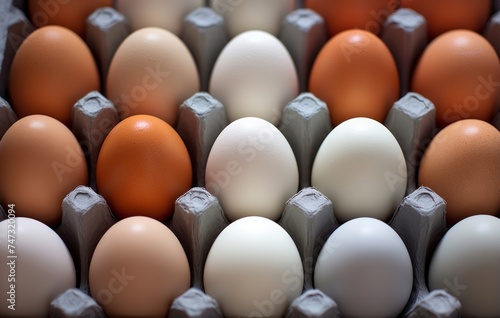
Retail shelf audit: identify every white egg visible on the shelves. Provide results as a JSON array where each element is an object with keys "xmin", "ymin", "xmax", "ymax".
[
  {"xmin": 314, "ymin": 217, "xmax": 413, "ymax": 318},
  {"xmin": 429, "ymin": 215, "xmax": 500, "ymax": 317},
  {"xmin": 210, "ymin": 0, "xmax": 296, "ymax": 37},
  {"xmin": 204, "ymin": 216, "xmax": 303, "ymax": 317},
  {"xmin": 106, "ymin": 27, "xmax": 199, "ymax": 126},
  {"xmin": 0, "ymin": 217, "xmax": 76, "ymax": 317},
  {"xmin": 205, "ymin": 117, "xmax": 298, "ymax": 222},
  {"xmin": 311, "ymin": 117, "xmax": 407, "ymax": 223},
  {"xmin": 115, "ymin": 0, "xmax": 204, "ymax": 35},
  {"xmin": 209, "ymin": 30, "xmax": 299, "ymax": 125}
]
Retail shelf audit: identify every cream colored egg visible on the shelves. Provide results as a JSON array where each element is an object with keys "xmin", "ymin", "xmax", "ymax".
[
  {"xmin": 210, "ymin": 0, "xmax": 296, "ymax": 37},
  {"xmin": 106, "ymin": 27, "xmax": 199, "ymax": 126},
  {"xmin": 209, "ymin": 30, "xmax": 298, "ymax": 125},
  {"xmin": 205, "ymin": 117, "xmax": 299, "ymax": 222},
  {"xmin": 204, "ymin": 216, "xmax": 303, "ymax": 318},
  {"xmin": 115, "ymin": 0, "xmax": 204, "ymax": 35},
  {"xmin": 311, "ymin": 117, "xmax": 407, "ymax": 223}
]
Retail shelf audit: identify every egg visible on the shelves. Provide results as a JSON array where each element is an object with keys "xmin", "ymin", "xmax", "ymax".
[
  {"xmin": 305, "ymin": 0, "xmax": 399, "ymax": 37},
  {"xmin": 400, "ymin": 0, "xmax": 492, "ymax": 39},
  {"xmin": 106, "ymin": 27, "xmax": 199, "ymax": 126},
  {"xmin": 311, "ymin": 117, "xmax": 407, "ymax": 223},
  {"xmin": 0, "ymin": 115, "xmax": 88, "ymax": 227},
  {"xmin": 28, "ymin": 0, "xmax": 113, "ymax": 37},
  {"xmin": 96, "ymin": 115, "xmax": 192, "ymax": 221},
  {"xmin": 308, "ymin": 29, "xmax": 399, "ymax": 126},
  {"xmin": 203, "ymin": 216, "xmax": 303, "ymax": 318},
  {"xmin": 89, "ymin": 216, "xmax": 190, "ymax": 317},
  {"xmin": 210, "ymin": 0, "xmax": 296, "ymax": 38},
  {"xmin": 411, "ymin": 30, "xmax": 500, "ymax": 127},
  {"xmin": 428, "ymin": 215, "xmax": 500, "ymax": 317},
  {"xmin": 314, "ymin": 217, "xmax": 413, "ymax": 318},
  {"xmin": 0, "ymin": 217, "xmax": 76, "ymax": 317},
  {"xmin": 115, "ymin": 0, "xmax": 204, "ymax": 35},
  {"xmin": 209, "ymin": 30, "xmax": 298, "ymax": 125},
  {"xmin": 205, "ymin": 117, "xmax": 299, "ymax": 222},
  {"xmin": 8, "ymin": 25, "xmax": 100, "ymax": 126},
  {"xmin": 418, "ymin": 119, "xmax": 500, "ymax": 225}
]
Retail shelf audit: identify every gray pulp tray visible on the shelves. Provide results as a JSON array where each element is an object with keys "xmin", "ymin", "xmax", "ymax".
[{"xmin": 2, "ymin": 1, "xmax": 500, "ymax": 317}]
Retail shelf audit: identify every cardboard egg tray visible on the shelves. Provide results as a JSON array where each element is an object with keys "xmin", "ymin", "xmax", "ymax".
[{"xmin": 1, "ymin": 1, "xmax": 500, "ymax": 317}]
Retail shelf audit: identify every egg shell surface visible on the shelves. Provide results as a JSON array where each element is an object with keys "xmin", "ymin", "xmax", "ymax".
[
  {"xmin": 203, "ymin": 216, "xmax": 304, "ymax": 318},
  {"xmin": 205, "ymin": 117, "xmax": 299, "ymax": 222},
  {"xmin": 311, "ymin": 117, "xmax": 407, "ymax": 223},
  {"xmin": 309, "ymin": 29, "xmax": 400, "ymax": 126},
  {"xmin": 9, "ymin": 25, "xmax": 100, "ymax": 126},
  {"xmin": 0, "ymin": 115, "xmax": 88, "ymax": 226},
  {"xmin": 106, "ymin": 27, "xmax": 199, "ymax": 126},
  {"xmin": 429, "ymin": 215, "xmax": 500, "ymax": 317},
  {"xmin": 314, "ymin": 217, "xmax": 413, "ymax": 318},
  {"xmin": 89, "ymin": 216, "xmax": 190, "ymax": 318},
  {"xmin": 209, "ymin": 30, "xmax": 298, "ymax": 126},
  {"xmin": 0, "ymin": 217, "xmax": 76, "ymax": 317}
]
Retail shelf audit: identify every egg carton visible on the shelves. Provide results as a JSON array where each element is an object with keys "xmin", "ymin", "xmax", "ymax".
[{"xmin": 1, "ymin": 1, "xmax": 500, "ymax": 317}]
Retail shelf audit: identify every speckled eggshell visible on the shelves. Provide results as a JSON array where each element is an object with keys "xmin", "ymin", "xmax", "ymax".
[
  {"xmin": 209, "ymin": 30, "xmax": 298, "ymax": 126},
  {"xmin": 106, "ymin": 27, "xmax": 199, "ymax": 126},
  {"xmin": 418, "ymin": 119, "xmax": 500, "ymax": 225}
]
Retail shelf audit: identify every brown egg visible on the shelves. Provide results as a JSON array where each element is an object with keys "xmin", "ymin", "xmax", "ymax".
[
  {"xmin": 89, "ymin": 216, "xmax": 191, "ymax": 318},
  {"xmin": 28, "ymin": 0, "xmax": 113, "ymax": 37},
  {"xmin": 9, "ymin": 25, "xmax": 100, "ymax": 126},
  {"xmin": 96, "ymin": 115, "xmax": 192, "ymax": 222},
  {"xmin": 305, "ymin": 0, "xmax": 398, "ymax": 36},
  {"xmin": 400, "ymin": 0, "xmax": 491, "ymax": 39},
  {"xmin": 309, "ymin": 29, "xmax": 400, "ymax": 126},
  {"xmin": 411, "ymin": 30, "xmax": 500, "ymax": 128},
  {"xmin": 0, "ymin": 115, "xmax": 88, "ymax": 226},
  {"xmin": 418, "ymin": 119, "xmax": 500, "ymax": 225}
]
